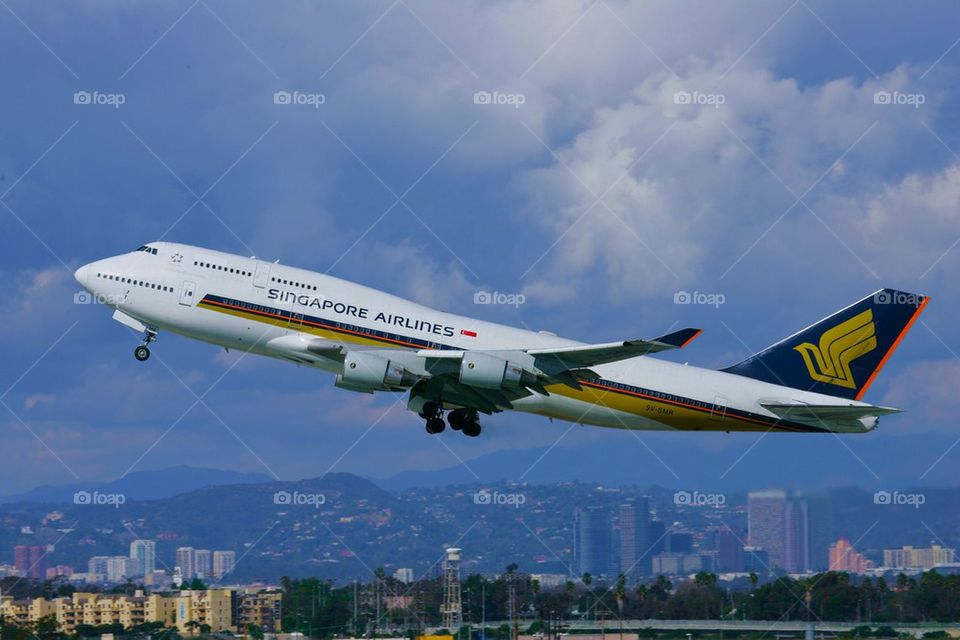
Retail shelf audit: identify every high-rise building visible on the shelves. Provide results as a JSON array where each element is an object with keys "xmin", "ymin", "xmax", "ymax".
[
  {"xmin": 714, "ymin": 528, "xmax": 745, "ymax": 572},
  {"xmin": 806, "ymin": 495, "xmax": 833, "ymax": 571},
  {"xmin": 784, "ymin": 498, "xmax": 809, "ymax": 573},
  {"xmin": 88, "ymin": 556, "xmax": 110, "ymax": 576},
  {"xmin": 883, "ymin": 545, "xmax": 956, "ymax": 570},
  {"xmin": 649, "ymin": 520, "xmax": 666, "ymax": 555},
  {"xmin": 666, "ymin": 531, "xmax": 694, "ymax": 554},
  {"xmin": 14, "ymin": 546, "xmax": 30, "ymax": 576},
  {"xmin": 14, "ymin": 545, "xmax": 46, "ymax": 581},
  {"xmin": 574, "ymin": 506, "xmax": 612, "ymax": 578},
  {"xmin": 743, "ymin": 546, "xmax": 770, "ymax": 573},
  {"xmin": 130, "ymin": 540, "xmax": 157, "ymax": 578},
  {"xmin": 619, "ymin": 498, "xmax": 652, "ymax": 578},
  {"xmin": 194, "ymin": 549, "xmax": 212, "ymax": 579},
  {"xmin": 213, "ymin": 551, "xmax": 236, "ymax": 580},
  {"xmin": 393, "ymin": 567, "xmax": 414, "ymax": 583},
  {"xmin": 829, "ymin": 538, "xmax": 874, "ymax": 573},
  {"xmin": 176, "ymin": 547, "xmax": 196, "ymax": 580},
  {"xmin": 105, "ymin": 556, "xmax": 132, "ymax": 582},
  {"xmin": 749, "ymin": 490, "xmax": 787, "ymax": 569}
]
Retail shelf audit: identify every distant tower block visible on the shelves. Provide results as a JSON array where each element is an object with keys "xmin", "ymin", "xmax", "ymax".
[{"xmin": 441, "ymin": 547, "xmax": 463, "ymax": 629}]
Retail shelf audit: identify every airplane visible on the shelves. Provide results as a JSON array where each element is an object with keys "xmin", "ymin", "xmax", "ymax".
[{"xmin": 74, "ymin": 242, "xmax": 928, "ymax": 438}]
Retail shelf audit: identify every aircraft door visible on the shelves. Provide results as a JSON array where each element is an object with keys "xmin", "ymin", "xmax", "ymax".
[
  {"xmin": 710, "ymin": 394, "xmax": 728, "ymax": 421},
  {"xmin": 179, "ymin": 281, "xmax": 196, "ymax": 306},
  {"xmin": 253, "ymin": 262, "xmax": 271, "ymax": 288}
]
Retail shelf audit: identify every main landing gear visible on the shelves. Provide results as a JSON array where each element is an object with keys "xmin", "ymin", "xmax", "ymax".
[
  {"xmin": 134, "ymin": 329, "xmax": 158, "ymax": 362},
  {"xmin": 419, "ymin": 402, "xmax": 482, "ymax": 437},
  {"xmin": 448, "ymin": 408, "xmax": 481, "ymax": 438}
]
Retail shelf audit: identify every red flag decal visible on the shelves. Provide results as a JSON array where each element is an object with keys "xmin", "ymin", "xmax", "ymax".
[{"xmin": 461, "ymin": 329, "xmax": 477, "ymax": 337}]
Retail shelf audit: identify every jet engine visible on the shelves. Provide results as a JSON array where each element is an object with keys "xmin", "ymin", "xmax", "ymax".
[{"xmin": 336, "ymin": 351, "xmax": 416, "ymax": 392}]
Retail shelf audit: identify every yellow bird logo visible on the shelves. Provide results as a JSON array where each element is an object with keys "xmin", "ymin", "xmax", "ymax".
[{"xmin": 794, "ymin": 309, "xmax": 877, "ymax": 389}]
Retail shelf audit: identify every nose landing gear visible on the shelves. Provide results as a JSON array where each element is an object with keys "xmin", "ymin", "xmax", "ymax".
[{"xmin": 134, "ymin": 329, "xmax": 158, "ymax": 362}]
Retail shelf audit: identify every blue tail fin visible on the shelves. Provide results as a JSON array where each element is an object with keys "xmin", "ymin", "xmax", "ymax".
[{"xmin": 722, "ymin": 289, "xmax": 928, "ymax": 400}]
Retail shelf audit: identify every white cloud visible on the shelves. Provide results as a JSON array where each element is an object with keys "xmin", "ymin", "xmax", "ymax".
[
  {"xmin": 881, "ymin": 358, "xmax": 960, "ymax": 430},
  {"xmin": 515, "ymin": 62, "xmax": 953, "ymax": 302}
]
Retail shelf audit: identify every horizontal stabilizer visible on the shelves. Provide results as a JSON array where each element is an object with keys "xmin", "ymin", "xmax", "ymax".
[
  {"xmin": 760, "ymin": 401, "xmax": 901, "ymax": 421},
  {"xmin": 760, "ymin": 400, "xmax": 900, "ymax": 432}
]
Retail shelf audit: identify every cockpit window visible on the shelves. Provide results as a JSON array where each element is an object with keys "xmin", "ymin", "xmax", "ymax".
[{"xmin": 135, "ymin": 245, "xmax": 158, "ymax": 255}]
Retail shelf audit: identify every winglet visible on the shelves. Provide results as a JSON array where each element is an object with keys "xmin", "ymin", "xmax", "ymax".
[{"xmin": 651, "ymin": 328, "xmax": 702, "ymax": 349}]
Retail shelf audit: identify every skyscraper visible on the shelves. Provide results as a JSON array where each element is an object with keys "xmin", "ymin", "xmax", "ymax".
[
  {"xmin": 14, "ymin": 545, "xmax": 46, "ymax": 581},
  {"xmin": 175, "ymin": 547, "xmax": 196, "ymax": 581},
  {"xmin": 619, "ymin": 498, "xmax": 652, "ymax": 578},
  {"xmin": 806, "ymin": 495, "xmax": 833, "ymax": 572},
  {"xmin": 213, "ymin": 551, "xmax": 236, "ymax": 580},
  {"xmin": 714, "ymin": 528, "xmax": 745, "ymax": 572},
  {"xmin": 748, "ymin": 490, "xmax": 787, "ymax": 569},
  {"xmin": 129, "ymin": 540, "xmax": 157, "ymax": 577},
  {"xmin": 575, "ymin": 506, "xmax": 612, "ymax": 578},
  {"xmin": 784, "ymin": 498, "xmax": 809, "ymax": 573},
  {"xmin": 194, "ymin": 549, "xmax": 212, "ymax": 579}
]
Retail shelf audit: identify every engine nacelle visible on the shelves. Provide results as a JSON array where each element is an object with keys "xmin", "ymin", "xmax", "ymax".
[
  {"xmin": 336, "ymin": 351, "xmax": 414, "ymax": 392},
  {"xmin": 459, "ymin": 352, "xmax": 523, "ymax": 389}
]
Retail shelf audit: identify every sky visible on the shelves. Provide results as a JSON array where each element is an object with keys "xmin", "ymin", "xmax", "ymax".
[{"xmin": 1, "ymin": 0, "xmax": 959, "ymax": 497}]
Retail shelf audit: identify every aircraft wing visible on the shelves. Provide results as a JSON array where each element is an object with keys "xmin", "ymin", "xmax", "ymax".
[
  {"xmin": 267, "ymin": 327, "xmax": 701, "ymax": 411},
  {"xmin": 524, "ymin": 328, "xmax": 702, "ymax": 369},
  {"xmin": 416, "ymin": 327, "xmax": 702, "ymax": 404}
]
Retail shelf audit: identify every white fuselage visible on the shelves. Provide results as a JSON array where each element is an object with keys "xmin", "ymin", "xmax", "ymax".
[{"xmin": 75, "ymin": 242, "xmax": 872, "ymax": 433}]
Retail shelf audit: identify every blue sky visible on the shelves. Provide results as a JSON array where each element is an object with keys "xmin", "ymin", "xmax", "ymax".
[{"xmin": 1, "ymin": 0, "xmax": 959, "ymax": 495}]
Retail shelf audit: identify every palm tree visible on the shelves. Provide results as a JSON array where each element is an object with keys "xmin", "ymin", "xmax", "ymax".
[{"xmin": 581, "ymin": 573, "xmax": 593, "ymax": 621}]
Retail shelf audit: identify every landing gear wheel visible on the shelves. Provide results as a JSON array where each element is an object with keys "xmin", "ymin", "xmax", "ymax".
[
  {"xmin": 448, "ymin": 409, "xmax": 468, "ymax": 430},
  {"xmin": 462, "ymin": 421, "xmax": 482, "ymax": 437},
  {"xmin": 419, "ymin": 401, "xmax": 439, "ymax": 420},
  {"xmin": 425, "ymin": 417, "xmax": 446, "ymax": 434},
  {"xmin": 134, "ymin": 345, "xmax": 151, "ymax": 362}
]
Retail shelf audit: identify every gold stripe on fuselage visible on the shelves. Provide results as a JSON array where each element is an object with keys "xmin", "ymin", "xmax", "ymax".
[{"xmin": 200, "ymin": 298, "xmax": 794, "ymax": 433}]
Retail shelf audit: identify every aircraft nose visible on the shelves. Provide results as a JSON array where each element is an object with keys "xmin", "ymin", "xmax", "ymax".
[{"xmin": 74, "ymin": 264, "xmax": 91, "ymax": 288}]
